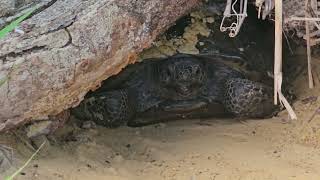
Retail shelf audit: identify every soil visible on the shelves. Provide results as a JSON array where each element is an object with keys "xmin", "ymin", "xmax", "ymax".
[{"xmin": 2, "ymin": 97, "xmax": 320, "ymax": 180}]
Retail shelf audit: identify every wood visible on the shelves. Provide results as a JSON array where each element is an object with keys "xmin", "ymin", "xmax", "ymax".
[
  {"xmin": 0, "ymin": 0, "xmax": 201, "ymax": 131},
  {"xmin": 274, "ymin": 0, "xmax": 282, "ymax": 105},
  {"xmin": 274, "ymin": 0, "xmax": 297, "ymax": 120},
  {"xmin": 289, "ymin": 17, "xmax": 320, "ymax": 21},
  {"xmin": 305, "ymin": 0, "xmax": 315, "ymax": 89}
]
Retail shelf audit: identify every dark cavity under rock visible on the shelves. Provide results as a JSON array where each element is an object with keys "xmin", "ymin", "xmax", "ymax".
[
  {"xmin": 72, "ymin": 54, "xmax": 283, "ymax": 128},
  {"xmin": 71, "ymin": 4, "xmax": 299, "ymax": 128}
]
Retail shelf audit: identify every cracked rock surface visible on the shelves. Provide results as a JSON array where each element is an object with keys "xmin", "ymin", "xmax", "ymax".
[{"xmin": 0, "ymin": 0, "xmax": 201, "ymax": 131}]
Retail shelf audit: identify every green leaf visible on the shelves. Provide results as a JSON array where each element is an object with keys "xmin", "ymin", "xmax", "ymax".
[{"xmin": 0, "ymin": 6, "xmax": 38, "ymax": 39}]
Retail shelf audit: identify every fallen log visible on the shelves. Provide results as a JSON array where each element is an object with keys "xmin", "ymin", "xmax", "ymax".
[{"xmin": 0, "ymin": 0, "xmax": 201, "ymax": 131}]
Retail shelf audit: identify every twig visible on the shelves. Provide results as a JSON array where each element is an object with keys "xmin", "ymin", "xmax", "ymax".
[
  {"xmin": 12, "ymin": 132, "xmax": 36, "ymax": 152},
  {"xmin": 274, "ymin": 0, "xmax": 297, "ymax": 120},
  {"xmin": 310, "ymin": 38, "xmax": 320, "ymax": 46},
  {"xmin": 308, "ymin": 107, "xmax": 320, "ymax": 123},
  {"xmin": 0, "ymin": 145, "xmax": 13, "ymax": 166},
  {"xmin": 305, "ymin": 0, "xmax": 315, "ymax": 89},
  {"xmin": 274, "ymin": 0, "xmax": 281, "ymax": 105},
  {"xmin": 303, "ymin": 29, "xmax": 320, "ymax": 39},
  {"xmin": 4, "ymin": 141, "xmax": 46, "ymax": 180},
  {"xmin": 288, "ymin": 17, "xmax": 320, "ymax": 21},
  {"xmin": 283, "ymin": 31, "xmax": 294, "ymax": 55},
  {"xmin": 313, "ymin": 67, "xmax": 320, "ymax": 86}
]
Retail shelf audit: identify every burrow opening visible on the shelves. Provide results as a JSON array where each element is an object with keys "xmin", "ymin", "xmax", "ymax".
[{"xmin": 70, "ymin": 3, "xmax": 310, "ymax": 128}]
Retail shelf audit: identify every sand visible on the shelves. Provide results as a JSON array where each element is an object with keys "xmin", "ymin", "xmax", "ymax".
[{"xmin": 2, "ymin": 101, "xmax": 320, "ymax": 180}]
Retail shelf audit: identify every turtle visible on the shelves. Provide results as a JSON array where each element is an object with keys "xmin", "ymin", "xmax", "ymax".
[{"xmin": 71, "ymin": 53, "xmax": 281, "ymax": 128}]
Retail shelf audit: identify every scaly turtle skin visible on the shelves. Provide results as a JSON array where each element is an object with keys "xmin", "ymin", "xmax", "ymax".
[{"xmin": 72, "ymin": 54, "xmax": 280, "ymax": 127}]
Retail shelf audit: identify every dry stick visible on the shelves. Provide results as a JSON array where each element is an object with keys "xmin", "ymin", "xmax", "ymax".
[
  {"xmin": 303, "ymin": 29, "xmax": 320, "ymax": 39},
  {"xmin": 288, "ymin": 17, "xmax": 320, "ymax": 21},
  {"xmin": 310, "ymin": 38, "xmax": 320, "ymax": 46},
  {"xmin": 283, "ymin": 31, "xmax": 294, "ymax": 55},
  {"xmin": 5, "ymin": 141, "xmax": 46, "ymax": 180},
  {"xmin": 12, "ymin": 131, "xmax": 36, "ymax": 152},
  {"xmin": 313, "ymin": 67, "xmax": 320, "ymax": 86},
  {"xmin": 0, "ymin": 145, "xmax": 13, "ymax": 166},
  {"xmin": 274, "ymin": 0, "xmax": 281, "ymax": 105},
  {"xmin": 308, "ymin": 107, "xmax": 320, "ymax": 123},
  {"xmin": 274, "ymin": 0, "xmax": 297, "ymax": 120},
  {"xmin": 305, "ymin": 0, "xmax": 315, "ymax": 89},
  {"xmin": 276, "ymin": 74, "xmax": 297, "ymax": 120},
  {"xmin": 312, "ymin": 21, "xmax": 320, "ymax": 31}
]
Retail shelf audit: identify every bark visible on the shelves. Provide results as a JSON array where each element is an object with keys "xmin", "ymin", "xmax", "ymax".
[{"xmin": 0, "ymin": 0, "xmax": 201, "ymax": 131}]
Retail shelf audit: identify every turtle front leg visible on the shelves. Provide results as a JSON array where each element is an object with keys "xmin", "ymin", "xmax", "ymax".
[
  {"xmin": 72, "ymin": 90, "xmax": 135, "ymax": 128},
  {"xmin": 223, "ymin": 78, "xmax": 280, "ymax": 118}
]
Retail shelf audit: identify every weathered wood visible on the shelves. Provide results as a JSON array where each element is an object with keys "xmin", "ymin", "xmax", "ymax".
[
  {"xmin": 305, "ymin": 0, "xmax": 314, "ymax": 89},
  {"xmin": 0, "ymin": 0, "xmax": 201, "ymax": 131},
  {"xmin": 274, "ymin": 0, "xmax": 297, "ymax": 120}
]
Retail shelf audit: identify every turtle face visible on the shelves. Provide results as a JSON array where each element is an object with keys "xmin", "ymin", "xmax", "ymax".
[{"xmin": 159, "ymin": 58, "xmax": 207, "ymax": 100}]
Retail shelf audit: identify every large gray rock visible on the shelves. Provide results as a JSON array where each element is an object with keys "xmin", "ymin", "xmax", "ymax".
[
  {"xmin": 0, "ymin": 0, "xmax": 16, "ymax": 17},
  {"xmin": 0, "ymin": 0, "xmax": 201, "ymax": 131}
]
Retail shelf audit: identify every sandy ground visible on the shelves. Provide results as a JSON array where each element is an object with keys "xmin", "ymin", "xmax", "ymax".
[{"xmin": 2, "ymin": 105, "xmax": 320, "ymax": 180}]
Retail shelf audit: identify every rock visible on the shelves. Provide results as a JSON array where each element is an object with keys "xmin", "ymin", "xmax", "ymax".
[
  {"xmin": 0, "ymin": 0, "xmax": 16, "ymax": 17},
  {"xmin": 81, "ymin": 121, "xmax": 97, "ymax": 129},
  {"xmin": 26, "ymin": 110, "xmax": 70, "ymax": 138},
  {"xmin": 0, "ymin": 0, "xmax": 201, "ymax": 132},
  {"xmin": 26, "ymin": 120, "xmax": 52, "ymax": 138}
]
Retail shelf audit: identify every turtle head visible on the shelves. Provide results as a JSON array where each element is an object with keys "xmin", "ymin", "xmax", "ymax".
[{"xmin": 159, "ymin": 57, "xmax": 207, "ymax": 100}]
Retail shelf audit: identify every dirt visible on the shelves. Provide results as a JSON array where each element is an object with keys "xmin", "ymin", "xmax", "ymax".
[
  {"xmin": 2, "ymin": 7, "xmax": 320, "ymax": 180},
  {"xmin": 2, "ymin": 100, "xmax": 320, "ymax": 180}
]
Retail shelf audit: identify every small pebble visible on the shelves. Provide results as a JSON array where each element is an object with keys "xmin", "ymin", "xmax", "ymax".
[
  {"xmin": 114, "ymin": 155, "xmax": 124, "ymax": 163},
  {"xmin": 206, "ymin": 17, "xmax": 215, "ymax": 23},
  {"xmin": 81, "ymin": 121, "xmax": 97, "ymax": 129}
]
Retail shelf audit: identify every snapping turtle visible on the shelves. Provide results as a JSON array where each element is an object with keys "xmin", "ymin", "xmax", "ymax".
[{"xmin": 72, "ymin": 54, "xmax": 279, "ymax": 127}]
